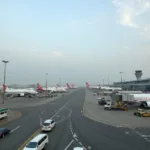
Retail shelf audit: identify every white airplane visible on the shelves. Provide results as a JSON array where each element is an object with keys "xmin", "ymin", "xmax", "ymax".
[
  {"xmin": 85, "ymin": 82, "xmax": 121, "ymax": 91},
  {"xmin": 70, "ymin": 84, "xmax": 78, "ymax": 89},
  {"xmin": 129, "ymin": 94, "xmax": 150, "ymax": 108},
  {"xmin": 37, "ymin": 83, "xmax": 67, "ymax": 93},
  {"xmin": 2, "ymin": 84, "xmax": 38, "ymax": 96}
]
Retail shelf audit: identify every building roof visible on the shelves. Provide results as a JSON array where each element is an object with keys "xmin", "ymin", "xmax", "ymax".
[{"xmin": 114, "ymin": 78, "xmax": 150, "ymax": 84}]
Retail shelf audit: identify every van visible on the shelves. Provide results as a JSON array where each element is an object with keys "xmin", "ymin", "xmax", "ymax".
[{"xmin": 23, "ymin": 133, "xmax": 48, "ymax": 150}]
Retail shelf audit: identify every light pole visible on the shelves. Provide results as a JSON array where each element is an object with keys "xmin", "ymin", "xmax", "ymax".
[{"xmin": 2, "ymin": 60, "xmax": 9, "ymax": 104}]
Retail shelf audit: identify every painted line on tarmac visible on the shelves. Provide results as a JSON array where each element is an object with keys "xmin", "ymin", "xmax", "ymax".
[
  {"xmin": 18, "ymin": 101, "xmax": 69, "ymax": 150},
  {"xmin": 51, "ymin": 101, "xmax": 68, "ymax": 119},
  {"xmin": 10, "ymin": 126, "xmax": 20, "ymax": 133},
  {"xmin": 18, "ymin": 129, "xmax": 41, "ymax": 150},
  {"xmin": 64, "ymin": 139, "xmax": 74, "ymax": 150}
]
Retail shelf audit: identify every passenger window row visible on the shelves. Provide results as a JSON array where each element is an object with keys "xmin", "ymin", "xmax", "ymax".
[{"xmin": 38, "ymin": 135, "xmax": 47, "ymax": 145}]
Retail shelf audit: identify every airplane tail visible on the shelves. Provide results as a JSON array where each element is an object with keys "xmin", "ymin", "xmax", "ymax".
[
  {"xmin": 37, "ymin": 83, "xmax": 44, "ymax": 91},
  {"xmin": 56, "ymin": 84, "xmax": 60, "ymax": 87},
  {"xmin": 85, "ymin": 82, "xmax": 90, "ymax": 88},
  {"xmin": 3, "ymin": 84, "xmax": 7, "ymax": 92},
  {"xmin": 66, "ymin": 83, "xmax": 71, "ymax": 89},
  {"xmin": 98, "ymin": 84, "xmax": 101, "ymax": 89},
  {"xmin": 71, "ymin": 84, "xmax": 74, "ymax": 88}
]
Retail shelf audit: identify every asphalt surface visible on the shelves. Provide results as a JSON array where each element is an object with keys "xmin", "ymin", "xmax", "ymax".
[
  {"xmin": 0, "ymin": 89, "xmax": 150, "ymax": 150},
  {"xmin": 84, "ymin": 89, "xmax": 150, "ymax": 128}
]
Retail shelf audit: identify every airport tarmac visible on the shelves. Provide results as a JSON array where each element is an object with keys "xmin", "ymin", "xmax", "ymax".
[
  {"xmin": 84, "ymin": 89, "xmax": 150, "ymax": 129},
  {"xmin": 0, "ymin": 89, "xmax": 77, "ymax": 109},
  {"xmin": 0, "ymin": 88, "xmax": 150, "ymax": 150}
]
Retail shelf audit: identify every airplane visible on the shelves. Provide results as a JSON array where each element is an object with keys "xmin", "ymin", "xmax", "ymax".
[
  {"xmin": 85, "ymin": 82, "xmax": 100, "ymax": 89},
  {"xmin": 85, "ymin": 82, "xmax": 122, "ymax": 91},
  {"xmin": 2, "ymin": 84, "xmax": 38, "ymax": 97},
  {"xmin": 37, "ymin": 83, "xmax": 57, "ymax": 92},
  {"xmin": 37, "ymin": 83, "xmax": 67, "ymax": 93},
  {"xmin": 70, "ymin": 84, "xmax": 78, "ymax": 89},
  {"xmin": 128, "ymin": 94, "xmax": 150, "ymax": 108}
]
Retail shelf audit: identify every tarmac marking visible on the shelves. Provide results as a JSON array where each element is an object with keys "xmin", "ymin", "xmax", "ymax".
[
  {"xmin": 125, "ymin": 132, "xmax": 129, "ymax": 134},
  {"xmin": 40, "ymin": 111, "xmax": 44, "ymax": 114},
  {"xmin": 69, "ymin": 108, "xmax": 87, "ymax": 150},
  {"xmin": 18, "ymin": 101, "xmax": 69, "ymax": 150},
  {"xmin": 64, "ymin": 139, "xmax": 74, "ymax": 150},
  {"xmin": 10, "ymin": 126, "xmax": 20, "ymax": 133},
  {"xmin": 51, "ymin": 101, "xmax": 68, "ymax": 119},
  {"xmin": 18, "ymin": 128, "xmax": 41, "ymax": 150}
]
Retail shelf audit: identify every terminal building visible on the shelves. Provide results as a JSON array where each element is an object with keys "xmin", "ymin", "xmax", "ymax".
[{"xmin": 113, "ymin": 70, "xmax": 150, "ymax": 91}]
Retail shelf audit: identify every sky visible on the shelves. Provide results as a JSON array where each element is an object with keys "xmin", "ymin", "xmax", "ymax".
[{"xmin": 0, "ymin": 0, "xmax": 150, "ymax": 86}]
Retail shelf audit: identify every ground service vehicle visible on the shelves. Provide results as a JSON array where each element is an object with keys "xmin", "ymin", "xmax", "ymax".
[
  {"xmin": 0, "ymin": 108, "xmax": 8, "ymax": 119},
  {"xmin": 97, "ymin": 98, "xmax": 107, "ymax": 105},
  {"xmin": 104, "ymin": 101, "xmax": 128, "ymax": 111},
  {"xmin": 134, "ymin": 109, "xmax": 150, "ymax": 117}
]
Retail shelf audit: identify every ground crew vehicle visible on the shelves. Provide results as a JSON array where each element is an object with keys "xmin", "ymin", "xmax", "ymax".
[
  {"xmin": 104, "ymin": 101, "xmax": 128, "ymax": 111},
  {"xmin": 0, "ymin": 108, "xmax": 8, "ymax": 119},
  {"xmin": 97, "ymin": 97, "xmax": 107, "ymax": 105},
  {"xmin": 134, "ymin": 109, "xmax": 150, "ymax": 117}
]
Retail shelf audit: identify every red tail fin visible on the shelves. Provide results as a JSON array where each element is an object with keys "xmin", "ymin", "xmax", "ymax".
[
  {"xmin": 37, "ymin": 83, "xmax": 44, "ymax": 91},
  {"xmin": 66, "ymin": 83, "xmax": 71, "ymax": 89},
  {"xmin": 85, "ymin": 82, "xmax": 90, "ymax": 88},
  {"xmin": 3, "ymin": 84, "xmax": 6, "ymax": 92}
]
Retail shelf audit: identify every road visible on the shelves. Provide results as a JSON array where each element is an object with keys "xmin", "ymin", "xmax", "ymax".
[{"xmin": 0, "ymin": 89, "xmax": 150, "ymax": 150}]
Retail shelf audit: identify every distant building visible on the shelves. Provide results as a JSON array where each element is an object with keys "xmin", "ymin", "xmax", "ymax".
[{"xmin": 113, "ymin": 78, "xmax": 150, "ymax": 91}]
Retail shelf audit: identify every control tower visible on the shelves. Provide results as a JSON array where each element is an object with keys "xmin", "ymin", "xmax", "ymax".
[{"xmin": 135, "ymin": 70, "xmax": 143, "ymax": 80}]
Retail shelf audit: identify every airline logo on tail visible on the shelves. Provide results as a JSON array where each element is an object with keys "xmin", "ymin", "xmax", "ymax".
[
  {"xmin": 3, "ymin": 84, "xmax": 6, "ymax": 92},
  {"xmin": 86, "ymin": 82, "xmax": 90, "ymax": 88},
  {"xmin": 85, "ymin": 82, "xmax": 101, "ymax": 89},
  {"xmin": 37, "ymin": 83, "xmax": 44, "ymax": 91},
  {"xmin": 66, "ymin": 83, "xmax": 71, "ymax": 89}
]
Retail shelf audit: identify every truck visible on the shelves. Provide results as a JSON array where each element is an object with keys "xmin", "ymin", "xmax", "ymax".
[
  {"xmin": 134, "ymin": 109, "xmax": 150, "ymax": 117},
  {"xmin": 97, "ymin": 97, "xmax": 107, "ymax": 105},
  {"xmin": 104, "ymin": 101, "xmax": 128, "ymax": 111}
]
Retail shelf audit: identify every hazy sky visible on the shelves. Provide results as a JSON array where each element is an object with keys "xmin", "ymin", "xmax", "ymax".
[{"xmin": 0, "ymin": 0, "xmax": 150, "ymax": 86}]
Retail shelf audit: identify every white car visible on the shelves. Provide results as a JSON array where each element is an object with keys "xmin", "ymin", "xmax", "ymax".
[
  {"xmin": 73, "ymin": 147, "xmax": 84, "ymax": 150},
  {"xmin": 41, "ymin": 119, "xmax": 56, "ymax": 131},
  {"xmin": 23, "ymin": 133, "xmax": 48, "ymax": 150}
]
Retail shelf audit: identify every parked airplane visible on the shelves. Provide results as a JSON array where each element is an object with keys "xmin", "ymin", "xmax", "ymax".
[
  {"xmin": 70, "ymin": 84, "xmax": 78, "ymax": 89},
  {"xmin": 37, "ymin": 83, "xmax": 67, "ymax": 93},
  {"xmin": 3, "ymin": 84, "xmax": 38, "ymax": 97},
  {"xmin": 86, "ymin": 82, "xmax": 121, "ymax": 91},
  {"xmin": 129, "ymin": 94, "xmax": 150, "ymax": 108},
  {"xmin": 85, "ymin": 82, "xmax": 100, "ymax": 89}
]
